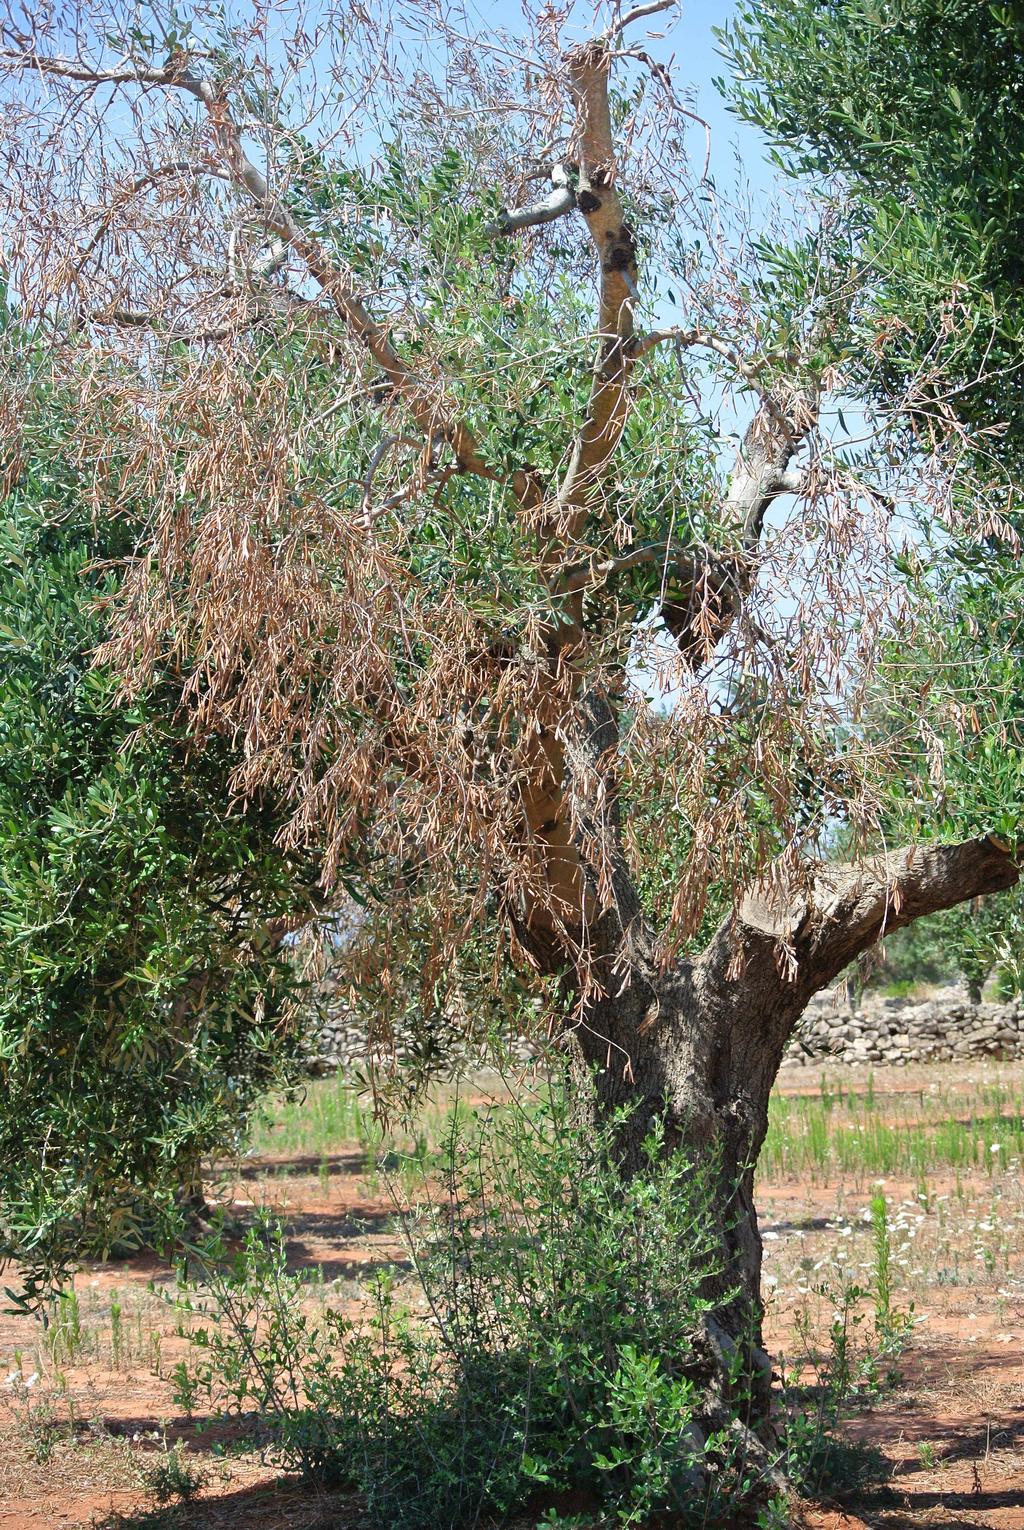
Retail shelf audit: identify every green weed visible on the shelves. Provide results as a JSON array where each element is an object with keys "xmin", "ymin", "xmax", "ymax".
[
  {"xmin": 110, "ymin": 1298, "xmax": 124, "ymax": 1369},
  {"xmin": 140, "ymin": 1442, "xmax": 206, "ymax": 1507},
  {"xmin": 760, "ymin": 1092, "xmax": 1024, "ymax": 1180},
  {"xmin": 782, "ymin": 1279, "xmax": 893, "ymax": 1501},
  {"xmin": 46, "ymin": 1288, "xmax": 85, "ymax": 1365},
  {"xmin": 175, "ymin": 1091, "xmax": 791, "ymax": 1529},
  {"xmin": 868, "ymin": 1192, "xmax": 914, "ymax": 1382}
]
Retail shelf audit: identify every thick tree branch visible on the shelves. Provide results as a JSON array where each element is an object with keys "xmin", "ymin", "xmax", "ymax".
[
  {"xmin": 702, "ymin": 835, "xmax": 1020, "ymax": 1006},
  {"xmin": 654, "ymin": 369, "xmax": 817, "ymax": 665},
  {"xmin": 486, "ymin": 163, "xmax": 576, "ymax": 237},
  {"xmin": 770, "ymin": 470, "xmax": 807, "ymax": 496},
  {"xmin": 634, "ymin": 322, "xmax": 819, "ymax": 665},
  {"xmin": 0, "ymin": 49, "xmax": 179, "ymax": 86},
  {"xmin": 89, "ymin": 307, "xmax": 236, "ymax": 344},
  {"xmin": 88, "ymin": 275, "xmax": 317, "ymax": 345},
  {"xmin": 551, "ymin": 41, "xmax": 638, "ymax": 547},
  {"xmin": 725, "ymin": 383, "xmax": 817, "ymax": 550},
  {"xmin": 563, "ymin": 540, "xmax": 756, "ymax": 664},
  {"xmin": 797, "ymin": 836, "xmax": 1020, "ymax": 986},
  {"xmin": 514, "ymin": 38, "xmax": 647, "ymax": 942}
]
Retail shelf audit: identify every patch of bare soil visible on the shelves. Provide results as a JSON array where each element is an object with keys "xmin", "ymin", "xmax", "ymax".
[
  {"xmin": 770, "ymin": 1062, "xmax": 1024, "ymax": 1529},
  {"xmin": 0, "ymin": 1061, "xmax": 1022, "ymax": 1528}
]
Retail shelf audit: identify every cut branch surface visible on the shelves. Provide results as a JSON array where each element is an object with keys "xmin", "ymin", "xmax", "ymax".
[{"xmin": 705, "ymin": 835, "xmax": 1021, "ymax": 1003}]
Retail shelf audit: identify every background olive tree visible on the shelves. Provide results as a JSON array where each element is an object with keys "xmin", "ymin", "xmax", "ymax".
[
  {"xmin": 723, "ymin": 0, "xmax": 1024, "ymax": 997},
  {"xmin": 0, "ymin": 306, "xmax": 328, "ymax": 1301}
]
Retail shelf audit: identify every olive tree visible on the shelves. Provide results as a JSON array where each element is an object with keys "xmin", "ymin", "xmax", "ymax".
[
  {"xmin": 723, "ymin": 0, "xmax": 1024, "ymax": 476},
  {"xmin": 1, "ymin": 0, "xmax": 1018, "ymax": 1442}
]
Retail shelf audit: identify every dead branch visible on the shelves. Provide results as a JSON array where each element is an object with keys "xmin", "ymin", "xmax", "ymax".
[
  {"xmin": 4, "ymin": 45, "xmax": 538, "ymax": 508},
  {"xmin": 603, "ymin": 1, "xmax": 676, "ymax": 43}
]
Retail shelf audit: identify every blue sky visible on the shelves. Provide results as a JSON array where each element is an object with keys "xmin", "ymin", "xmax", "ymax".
[{"xmin": 460, "ymin": 0, "xmax": 779, "ymax": 205}]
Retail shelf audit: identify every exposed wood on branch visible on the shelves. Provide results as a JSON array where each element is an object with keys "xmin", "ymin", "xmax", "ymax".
[
  {"xmin": 551, "ymin": 40, "xmax": 639, "ymax": 549},
  {"xmin": 702, "ymin": 835, "xmax": 1020, "ymax": 1005},
  {"xmin": 486, "ymin": 163, "xmax": 575, "ymax": 237},
  {"xmin": 770, "ymin": 470, "xmax": 807, "ymax": 496},
  {"xmin": 515, "ymin": 36, "xmax": 649, "ymax": 942}
]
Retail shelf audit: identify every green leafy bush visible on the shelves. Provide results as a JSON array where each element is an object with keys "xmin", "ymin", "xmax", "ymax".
[
  {"xmin": 140, "ymin": 1442, "xmax": 207, "ymax": 1507},
  {"xmin": 0, "ymin": 321, "xmax": 324, "ymax": 1301},
  {"xmin": 174, "ymin": 1093, "xmax": 787, "ymax": 1528}
]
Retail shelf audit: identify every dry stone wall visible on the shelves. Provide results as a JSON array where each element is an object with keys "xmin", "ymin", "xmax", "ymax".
[
  {"xmin": 310, "ymin": 984, "xmax": 1024, "ymax": 1074},
  {"xmin": 783, "ymin": 986, "xmax": 1024, "ymax": 1068},
  {"xmin": 307, "ymin": 1005, "xmax": 537, "ymax": 1075}
]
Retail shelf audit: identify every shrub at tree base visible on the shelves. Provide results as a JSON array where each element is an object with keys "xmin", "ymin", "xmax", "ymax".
[{"xmin": 175, "ymin": 1094, "xmax": 812, "ymax": 1528}]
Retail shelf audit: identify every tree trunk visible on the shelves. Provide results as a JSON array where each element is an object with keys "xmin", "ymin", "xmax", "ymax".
[
  {"xmin": 564, "ymin": 962, "xmax": 794, "ymax": 1445},
  {"xmin": 554, "ymin": 833, "xmax": 1019, "ymax": 1456},
  {"xmin": 516, "ymin": 695, "xmax": 1020, "ymax": 1466}
]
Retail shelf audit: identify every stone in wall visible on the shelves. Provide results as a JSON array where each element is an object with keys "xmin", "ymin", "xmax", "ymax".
[
  {"xmin": 303, "ymin": 990, "xmax": 538, "ymax": 1076},
  {"xmin": 782, "ymin": 985, "xmax": 1024, "ymax": 1068},
  {"xmin": 304, "ymin": 979, "xmax": 1024, "ymax": 1077}
]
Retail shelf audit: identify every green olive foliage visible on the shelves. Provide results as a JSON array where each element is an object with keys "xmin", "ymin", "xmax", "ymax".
[
  {"xmin": 722, "ymin": 0, "xmax": 1024, "ymax": 471},
  {"xmin": 0, "ymin": 320, "xmax": 324, "ymax": 1302}
]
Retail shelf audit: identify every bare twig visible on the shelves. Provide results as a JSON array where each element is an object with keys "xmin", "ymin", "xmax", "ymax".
[
  {"xmin": 359, "ymin": 435, "xmax": 421, "ymax": 525},
  {"xmin": 603, "ymin": 1, "xmax": 676, "ymax": 43},
  {"xmin": 562, "ymin": 539, "xmax": 735, "ymax": 594}
]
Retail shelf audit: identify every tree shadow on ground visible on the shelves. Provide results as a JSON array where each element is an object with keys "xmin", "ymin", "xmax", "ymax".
[
  {"xmin": 822, "ymin": 1415, "xmax": 1024, "ymax": 1528},
  {"xmin": 884, "ymin": 1415, "xmax": 1024, "ymax": 1468},
  {"xmin": 279, "ymin": 1206, "xmax": 396, "ymax": 1240},
  {"xmin": 235, "ymin": 1152, "xmax": 370, "ymax": 1181},
  {"xmin": 285, "ymin": 1244, "xmax": 412, "ymax": 1281},
  {"xmin": 851, "ymin": 1478, "xmax": 1024, "ymax": 1530},
  {"xmin": 73, "ymin": 1414, "xmax": 263, "ymax": 1456},
  {"xmin": 93, "ymin": 1475, "xmax": 361, "ymax": 1529},
  {"xmin": 761, "ymin": 1215, "xmax": 834, "ymax": 1234}
]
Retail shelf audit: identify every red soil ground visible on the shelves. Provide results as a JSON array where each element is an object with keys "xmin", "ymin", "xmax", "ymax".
[{"xmin": 1, "ymin": 1061, "xmax": 1022, "ymax": 1529}]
